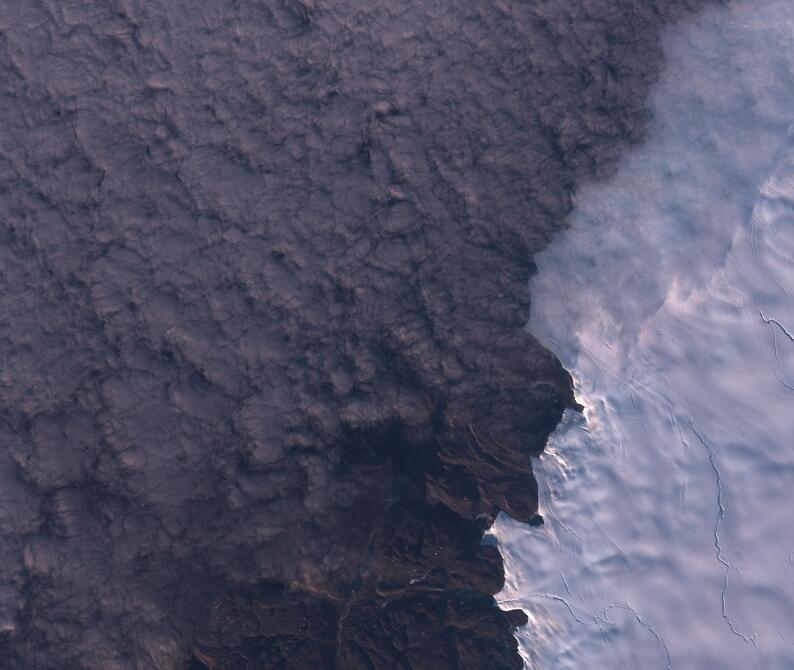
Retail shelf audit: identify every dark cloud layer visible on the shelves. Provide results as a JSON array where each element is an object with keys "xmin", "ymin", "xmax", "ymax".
[{"xmin": 0, "ymin": 1, "xmax": 710, "ymax": 668}]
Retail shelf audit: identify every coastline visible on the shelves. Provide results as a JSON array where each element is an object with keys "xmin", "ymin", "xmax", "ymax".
[{"xmin": 0, "ymin": 1, "xmax": 716, "ymax": 667}]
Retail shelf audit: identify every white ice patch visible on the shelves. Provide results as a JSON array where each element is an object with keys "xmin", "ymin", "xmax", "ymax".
[{"xmin": 493, "ymin": 2, "xmax": 794, "ymax": 668}]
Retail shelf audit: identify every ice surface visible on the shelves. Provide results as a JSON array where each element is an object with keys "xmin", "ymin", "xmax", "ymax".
[{"xmin": 493, "ymin": 1, "xmax": 794, "ymax": 668}]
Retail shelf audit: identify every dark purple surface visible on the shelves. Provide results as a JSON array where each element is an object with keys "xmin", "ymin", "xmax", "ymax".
[{"xmin": 0, "ymin": 1, "xmax": 711, "ymax": 667}]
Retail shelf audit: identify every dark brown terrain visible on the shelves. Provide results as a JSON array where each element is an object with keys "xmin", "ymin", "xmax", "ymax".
[{"xmin": 0, "ymin": 0, "xmax": 713, "ymax": 667}]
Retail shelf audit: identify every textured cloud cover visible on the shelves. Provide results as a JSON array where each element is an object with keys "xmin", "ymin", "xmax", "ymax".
[
  {"xmin": 0, "ymin": 1, "xmax": 708, "ymax": 668},
  {"xmin": 496, "ymin": 1, "xmax": 794, "ymax": 668}
]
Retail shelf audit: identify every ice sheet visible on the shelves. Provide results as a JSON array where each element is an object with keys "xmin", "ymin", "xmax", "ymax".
[{"xmin": 493, "ymin": 2, "xmax": 794, "ymax": 667}]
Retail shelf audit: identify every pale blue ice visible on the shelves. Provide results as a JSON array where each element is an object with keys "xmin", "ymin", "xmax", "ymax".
[{"xmin": 493, "ymin": 2, "xmax": 794, "ymax": 668}]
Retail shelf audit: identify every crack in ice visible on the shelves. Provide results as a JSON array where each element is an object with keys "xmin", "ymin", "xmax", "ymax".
[
  {"xmin": 501, "ymin": 592, "xmax": 674, "ymax": 668},
  {"xmin": 760, "ymin": 310, "xmax": 794, "ymax": 343},
  {"xmin": 759, "ymin": 311, "xmax": 794, "ymax": 391},
  {"xmin": 690, "ymin": 424, "xmax": 756, "ymax": 646},
  {"xmin": 599, "ymin": 602, "xmax": 673, "ymax": 670},
  {"xmin": 498, "ymin": 593, "xmax": 587, "ymax": 626}
]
